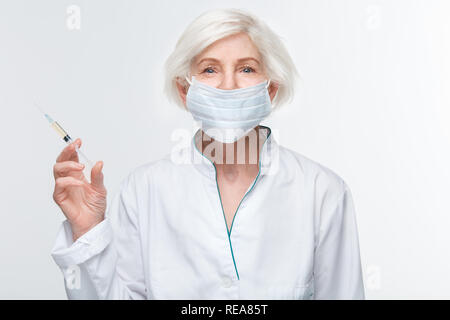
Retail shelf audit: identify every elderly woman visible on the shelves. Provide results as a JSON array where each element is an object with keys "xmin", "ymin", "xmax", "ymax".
[{"xmin": 50, "ymin": 8, "xmax": 365, "ymax": 300}]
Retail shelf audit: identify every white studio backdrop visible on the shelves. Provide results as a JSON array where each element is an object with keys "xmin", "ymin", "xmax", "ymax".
[{"xmin": 0, "ymin": 0, "xmax": 449, "ymax": 299}]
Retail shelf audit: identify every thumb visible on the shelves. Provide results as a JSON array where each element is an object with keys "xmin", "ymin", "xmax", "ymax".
[{"xmin": 91, "ymin": 161, "xmax": 105, "ymax": 190}]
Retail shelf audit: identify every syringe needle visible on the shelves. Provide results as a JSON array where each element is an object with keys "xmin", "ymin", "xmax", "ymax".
[{"xmin": 34, "ymin": 101, "xmax": 45, "ymax": 115}]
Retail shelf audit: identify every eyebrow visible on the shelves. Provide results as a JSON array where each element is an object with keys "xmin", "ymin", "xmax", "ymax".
[{"xmin": 196, "ymin": 57, "xmax": 260, "ymax": 66}]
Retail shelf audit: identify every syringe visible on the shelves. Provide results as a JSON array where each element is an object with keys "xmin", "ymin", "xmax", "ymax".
[{"xmin": 36, "ymin": 103, "xmax": 94, "ymax": 168}]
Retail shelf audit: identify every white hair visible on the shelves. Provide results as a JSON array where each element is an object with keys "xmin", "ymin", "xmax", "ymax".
[{"xmin": 163, "ymin": 8, "xmax": 300, "ymax": 110}]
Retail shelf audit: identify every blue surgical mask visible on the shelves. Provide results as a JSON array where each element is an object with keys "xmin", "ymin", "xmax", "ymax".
[{"xmin": 185, "ymin": 75, "xmax": 272, "ymax": 143}]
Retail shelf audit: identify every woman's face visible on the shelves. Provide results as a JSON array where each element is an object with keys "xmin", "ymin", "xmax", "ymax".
[{"xmin": 177, "ymin": 32, "xmax": 278, "ymax": 106}]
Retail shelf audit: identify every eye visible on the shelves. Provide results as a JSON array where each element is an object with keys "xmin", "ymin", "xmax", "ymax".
[
  {"xmin": 202, "ymin": 67, "xmax": 216, "ymax": 74},
  {"xmin": 242, "ymin": 66, "xmax": 255, "ymax": 73}
]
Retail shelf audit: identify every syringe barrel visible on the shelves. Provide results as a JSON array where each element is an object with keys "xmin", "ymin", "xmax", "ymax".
[{"xmin": 51, "ymin": 121, "xmax": 71, "ymax": 142}]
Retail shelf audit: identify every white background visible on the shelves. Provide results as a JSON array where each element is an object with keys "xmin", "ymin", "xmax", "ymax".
[{"xmin": 0, "ymin": 0, "xmax": 449, "ymax": 299}]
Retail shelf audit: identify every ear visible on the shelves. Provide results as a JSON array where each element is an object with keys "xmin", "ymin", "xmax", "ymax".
[
  {"xmin": 268, "ymin": 82, "xmax": 279, "ymax": 102},
  {"xmin": 176, "ymin": 77, "xmax": 189, "ymax": 107}
]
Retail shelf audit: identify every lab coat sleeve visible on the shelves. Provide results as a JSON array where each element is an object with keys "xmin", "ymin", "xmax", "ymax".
[
  {"xmin": 313, "ymin": 181, "xmax": 365, "ymax": 300},
  {"xmin": 51, "ymin": 172, "xmax": 147, "ymax": 300}
]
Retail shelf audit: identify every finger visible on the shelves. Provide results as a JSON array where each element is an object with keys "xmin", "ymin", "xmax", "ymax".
[
  {"xmin": 55, "ymin": 139, "xmax": 80, "ymax": 163},
  {"xmin": 90, "ymin": 161, "xmax": 105, "ymax": 190},
  {"xmin": 53, "ymin": 161, "xmax": 85, "ymax": 179},
  {"xmin": 53, "ymin": 176, "xmax": 85, "ymax": 200},
  {"xmin": 56, "ymin": 138, "xmax": 82, "ymax": 163}
]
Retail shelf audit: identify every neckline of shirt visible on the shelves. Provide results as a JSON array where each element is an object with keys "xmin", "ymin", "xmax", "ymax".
[{"xmin": 189, "ymin": 125, "xmax": 277, "ymax": 180}]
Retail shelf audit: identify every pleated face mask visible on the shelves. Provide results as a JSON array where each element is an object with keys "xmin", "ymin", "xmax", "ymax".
[{"xmin": 185, "ymin": 75, "xmax": 272, "ymax": 143}]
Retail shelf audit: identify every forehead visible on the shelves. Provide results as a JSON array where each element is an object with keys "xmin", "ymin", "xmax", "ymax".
[{"xmin": 194, "ymin": 32, "xmax": 261, "ymax": 65}]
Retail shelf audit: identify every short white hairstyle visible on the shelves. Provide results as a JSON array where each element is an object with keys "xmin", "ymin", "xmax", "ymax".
[{"xmin": 164, "ymin": 8, "xmax": 300, "ymax": 110}]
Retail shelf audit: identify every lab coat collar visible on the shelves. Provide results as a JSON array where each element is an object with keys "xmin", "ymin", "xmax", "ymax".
[{"xmin": 190, "ymin": 125, "xmax": 279, "ymax": 180}]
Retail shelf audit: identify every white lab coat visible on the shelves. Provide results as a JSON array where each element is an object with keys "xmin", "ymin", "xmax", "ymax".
[{"xmin": 51, "ymin": 126, "xmax": 365, "ymax": 300}]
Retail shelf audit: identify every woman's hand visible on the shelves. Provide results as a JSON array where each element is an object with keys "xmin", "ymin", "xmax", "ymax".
[{"xmin": 52, "ymin": 138, "xmax": 107, "ymax": 242}]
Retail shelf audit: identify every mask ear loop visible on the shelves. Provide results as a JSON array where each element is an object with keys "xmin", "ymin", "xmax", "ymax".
[
  {"xmin": 265, "ymin": 79, "xmax": 271, "ymax": 89},
  {"xmin": 185, "ymin": 75, "xmax": 193, "ymax": 86}
]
